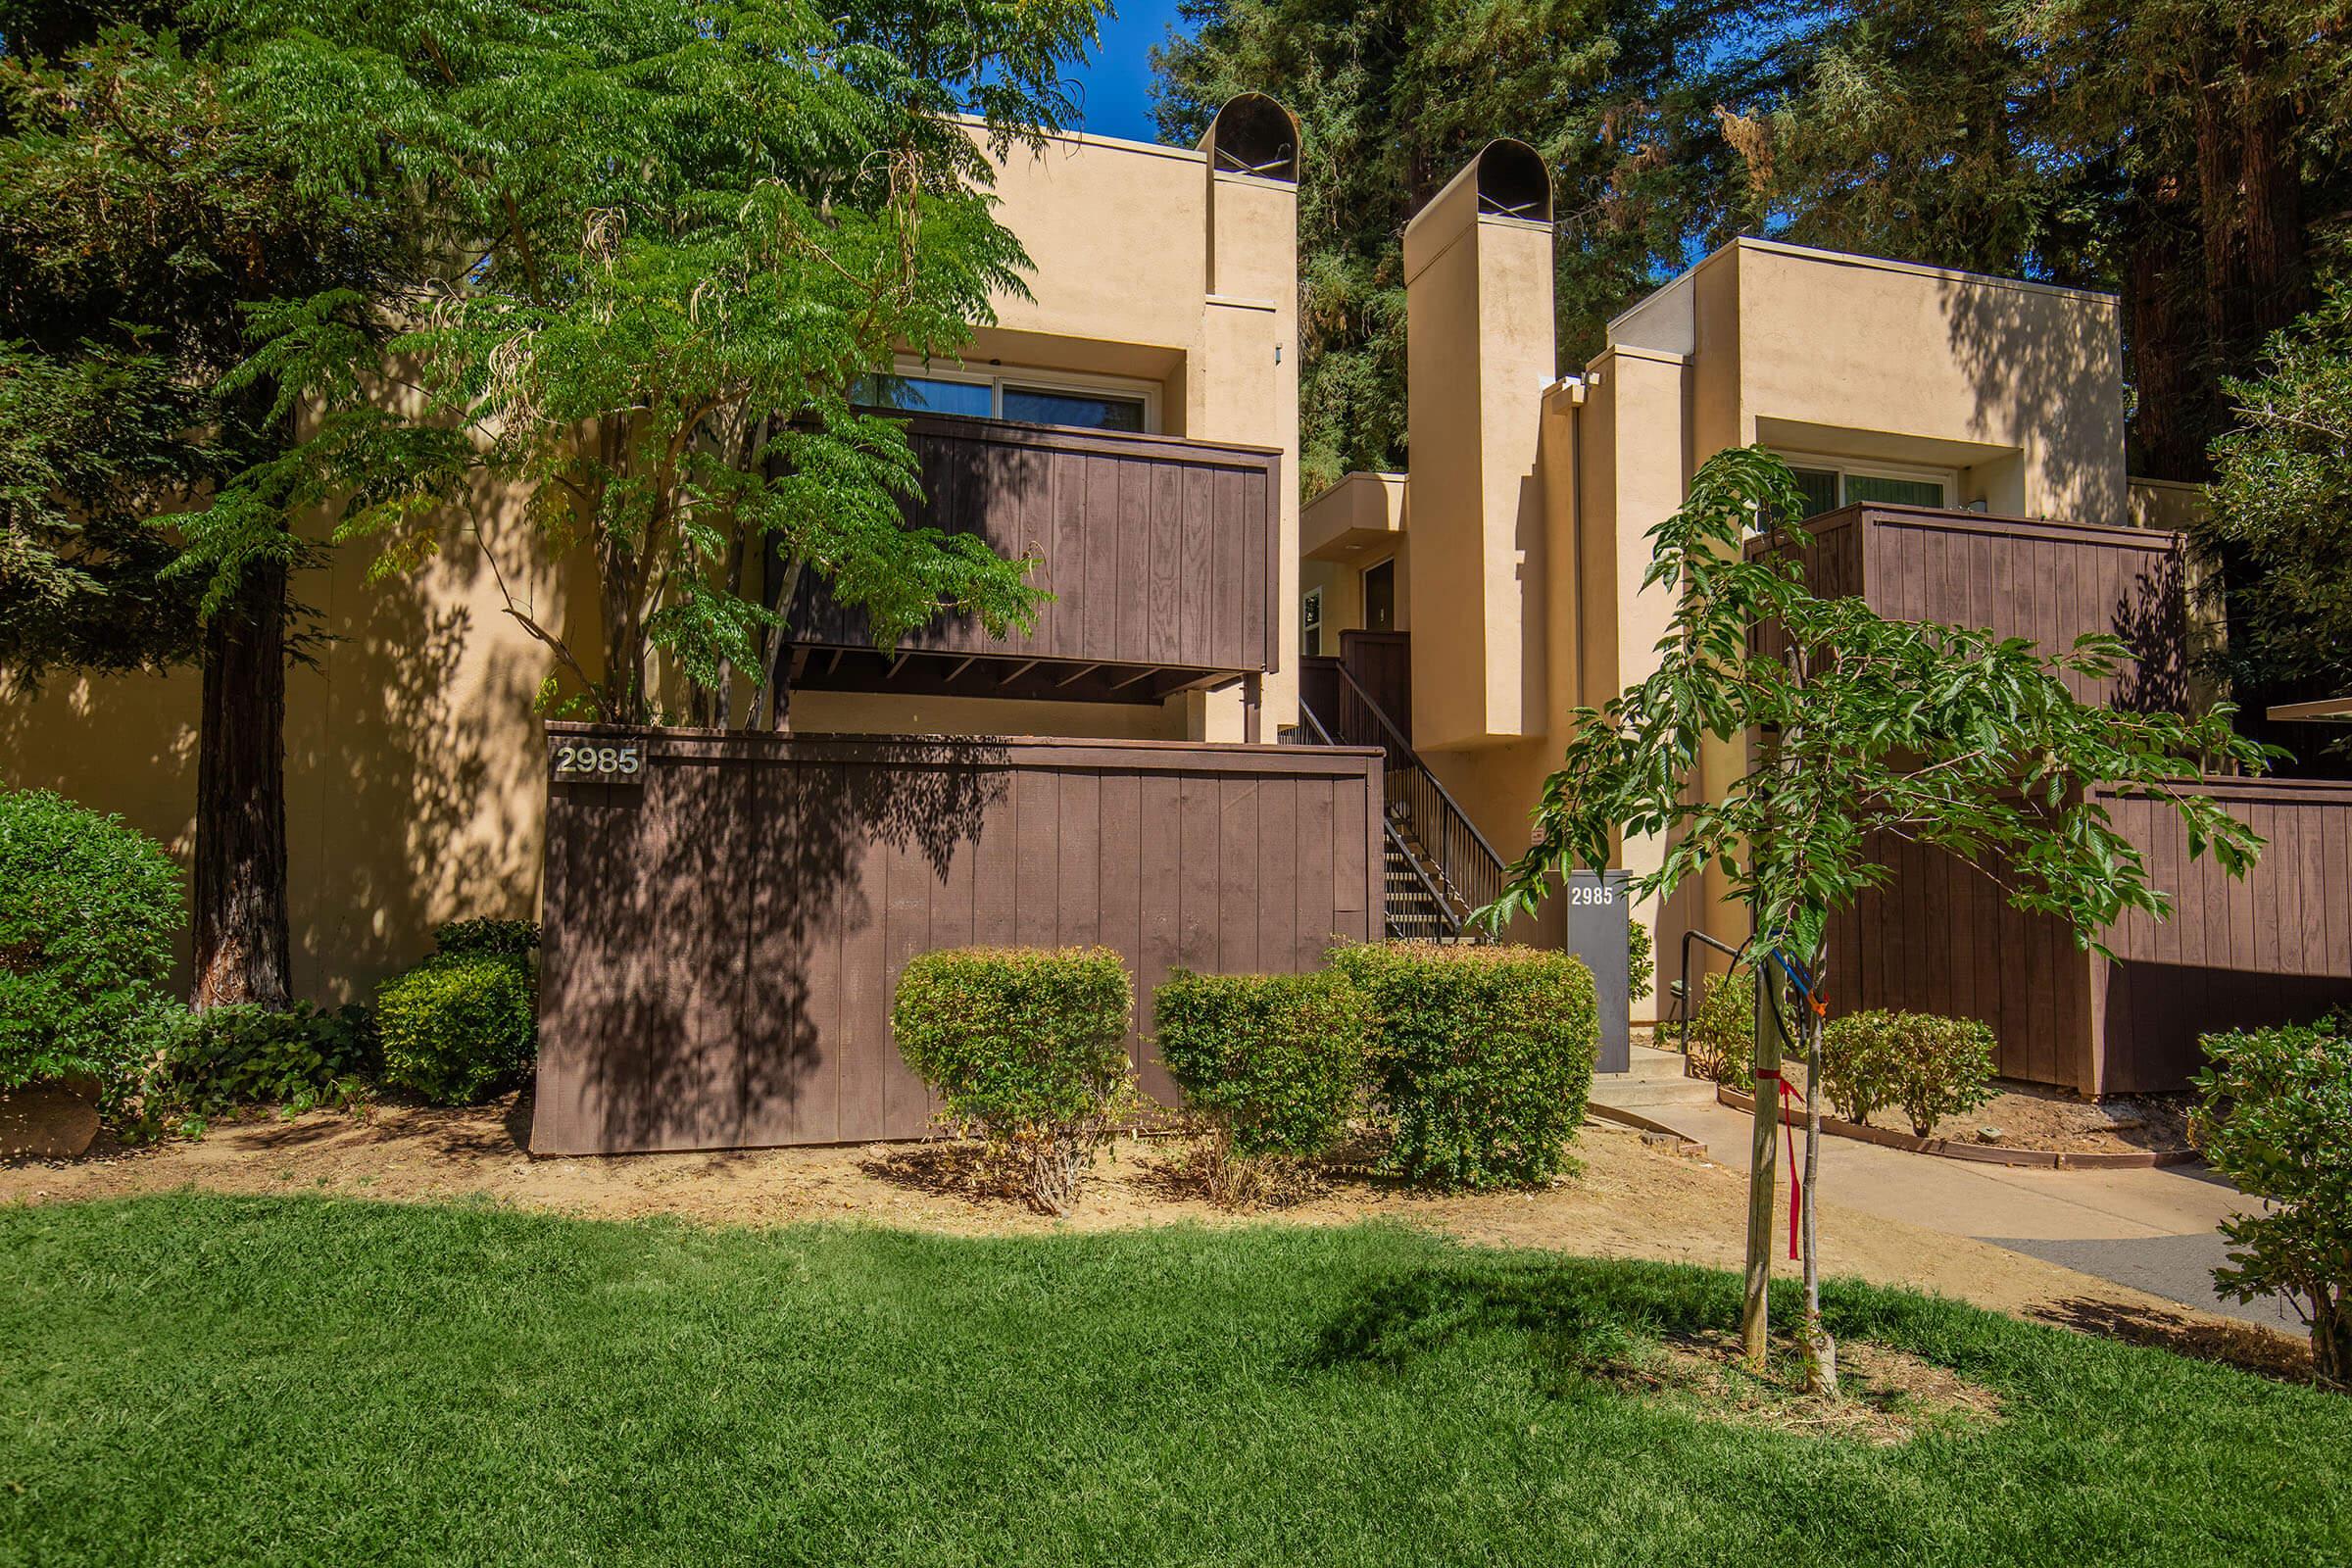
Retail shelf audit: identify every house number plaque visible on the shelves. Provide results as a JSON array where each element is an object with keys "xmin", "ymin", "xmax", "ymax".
[{"xmin": 553, "ymin": 739, "xmax": 647, "ymax": 784}]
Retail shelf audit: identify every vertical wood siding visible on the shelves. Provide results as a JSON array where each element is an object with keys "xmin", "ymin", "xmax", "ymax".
[
  {"xmin": 790, "ymin": 416, "xmax": 1281, "ymax": 673},
  {"xmin": 1752, "ymin": 506, "xmax": 2190, "ymax": 713},
  {"xmin": 533, "ymin": 727, "xmax": 1383, "ymax": 1155},
  {"xmin": 1830, "ymin": 778, "xmax": 2352, "ymax": 1094}
]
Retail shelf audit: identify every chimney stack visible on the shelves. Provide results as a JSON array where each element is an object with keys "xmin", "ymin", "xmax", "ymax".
[{"xmin": 1402, "ymin": 140, "xmax": 1555, "ymax": 750}]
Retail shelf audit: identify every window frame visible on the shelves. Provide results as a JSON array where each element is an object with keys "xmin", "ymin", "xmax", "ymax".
[
  {"xmin": 872, "ymin": 356, "xmax": 1161, "ymax": 434},
  {"xmin": 1775, "ymin": 450, "xmax": 1958, "ymax": 515}
]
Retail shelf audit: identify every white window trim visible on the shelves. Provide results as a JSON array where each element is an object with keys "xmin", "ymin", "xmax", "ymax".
[
  {"xmin": 1776, "ymin": 450, "xmax": 1959, "ymax": 508},
  {"xmin": 889, "ymin": 356, "xmax": 1161, "ymax": 433}
]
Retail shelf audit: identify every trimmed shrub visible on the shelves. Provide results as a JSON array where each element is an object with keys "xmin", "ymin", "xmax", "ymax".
[
  {"xmin": 1329, "ymin": 942, "xmax": 1596, "ymax": 1191},
  {"xmin": 432, "ymin": 919, "xmax": 540, "ymax": 962},
  {"xmin": 1833, "ymin": 1010, "xmax": 1998, "ymax": 1137},
  {"xmin": 1153, "ymin": 968, "xmax": 1374, "ymax": 1205},
  {"xmin": 892, "ymin": 946, "xmax": 1136, "ymax": 1213},
  {"xmin": 2191, "ymin": 1015, "xmax": 2352, "ymax": 1386},
  {"xmin": 148, "ymin": 1002, "xmax": 379, "ymax": 1127},
  {"xmin": 1627, "ymin": 919, "xmax": 1655, "ymax": 1006},
  {"xmin": 1685, "ymin": 969, "xmax": 1754, "ymax": 1087},
  {"xmin": 0, "ymin": 789, "xmax": 183, "ymax": 1108},
  {"xmin": 375, "ymin": 953, "xmax": 535, "ymax": 1105}
]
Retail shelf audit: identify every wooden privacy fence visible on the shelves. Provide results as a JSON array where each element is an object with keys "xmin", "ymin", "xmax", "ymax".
[
  {"xmin": 1828, "ymin": 776, "xmax": 2352, "ymax": 1095},
  {"xmin": 533, "ymin": 726, "xmax": 1384, "ymax": 1155}
]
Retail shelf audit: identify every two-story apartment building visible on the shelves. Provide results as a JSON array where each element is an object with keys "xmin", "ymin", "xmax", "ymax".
[
  {"xmin": 5, "ymin": 96, "xmax": 1309, "ymax": 993},
  {"xmin": 1301, "ymin": 140, "xmax": 2352, "ymax": 1096}
]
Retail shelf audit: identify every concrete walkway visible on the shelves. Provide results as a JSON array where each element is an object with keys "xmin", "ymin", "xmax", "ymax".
[{"xmin": 1653, "ymin": 1094, "xmax": 2298, "ymax": 1333}]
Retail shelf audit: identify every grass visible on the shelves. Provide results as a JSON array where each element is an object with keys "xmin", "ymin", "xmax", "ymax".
[{"xmin": 1, "ymin": 1195, "xmax": 2345, "ymax": 1567}]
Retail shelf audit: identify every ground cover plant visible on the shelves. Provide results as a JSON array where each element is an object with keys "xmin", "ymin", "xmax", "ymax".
[{"xmin": 0, "ymin": 1195, "xmax": 2346, "ymax": 1566}]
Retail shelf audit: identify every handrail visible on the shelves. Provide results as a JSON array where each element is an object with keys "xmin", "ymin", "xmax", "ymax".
[
  {"xmin": 1298, "ymin": 662, "xmax": 1507, "ymax": 927},
  {"xmin": 1381, "ymin": 814, "xmax": 1465, "ymax": 940},
  {"xmin": 1292, "ymin": 700, "xmax": 1461, "ymax": 940},
  {"xmin": 1325, "ymin": 662, "xmax": 1509, "ymax": 874}
]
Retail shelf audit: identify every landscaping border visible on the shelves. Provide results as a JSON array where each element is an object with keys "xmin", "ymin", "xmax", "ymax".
[{"xmin": 1714, "ymin": 1086, "xmax": 2198, "ymax": 1170}]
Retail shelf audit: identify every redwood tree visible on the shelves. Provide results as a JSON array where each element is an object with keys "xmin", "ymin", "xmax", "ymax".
[{"xmin": 1, "ymin": 13, "xmax": 416, "ymax": 1006}]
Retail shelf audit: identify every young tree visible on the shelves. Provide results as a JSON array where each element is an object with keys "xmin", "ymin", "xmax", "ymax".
[
  {"xmin": 217, "ymin": 0, "xmax": 1103, "ymax": 727},
  {"xmin": 1480, "ymin": 446, "xmax": 2270, "ymax": 1390},
  {"xmin": 2, "ymin": 15, "xmax": 419, "ymax": 1006}
]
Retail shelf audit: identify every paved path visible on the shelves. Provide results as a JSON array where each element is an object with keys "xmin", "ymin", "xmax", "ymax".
[{"xmin": 1659, "ymin": 1098, "xmax": 2297, "ymax": 1332}]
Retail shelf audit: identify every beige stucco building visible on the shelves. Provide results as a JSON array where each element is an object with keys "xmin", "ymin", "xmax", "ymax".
[
  {"xmin": 1302, "ymin": 141, "xmax": 2190, "ymax": 1010},
  {"xmin": 3, "ymin": 99, "xmax": 1305, "ymax": 1002}
]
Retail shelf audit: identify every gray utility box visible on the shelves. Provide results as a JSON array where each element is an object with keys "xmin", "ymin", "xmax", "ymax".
[{"xmin": 1564, "ymin": 869, "xmax": 1632, "ymax": 1074}]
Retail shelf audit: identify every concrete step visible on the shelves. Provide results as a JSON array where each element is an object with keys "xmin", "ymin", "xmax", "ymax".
[{"xmin": 1590, "ymin": 1044, "xmax": 1722, "ymax": 1111}]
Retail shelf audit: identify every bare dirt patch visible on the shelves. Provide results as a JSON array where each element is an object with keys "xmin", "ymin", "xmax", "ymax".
[
  {"xmin": 0, "ymin": 1091, "xmax": 2303, "ymax": 1380},
  {"xmin": 1577, "ymin": 1330, "xmax": 2003, "ymax": 1445}
]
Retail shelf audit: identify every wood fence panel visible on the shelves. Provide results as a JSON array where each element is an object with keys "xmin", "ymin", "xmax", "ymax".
[{"xmin": 534, "ymin": 727, "xmax": 1384, "ymax": 1154}]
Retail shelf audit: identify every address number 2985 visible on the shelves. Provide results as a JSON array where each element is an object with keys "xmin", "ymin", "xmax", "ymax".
[{"xmin": 555, "ymin": 741, "xmax": 644, "ymax": 781}]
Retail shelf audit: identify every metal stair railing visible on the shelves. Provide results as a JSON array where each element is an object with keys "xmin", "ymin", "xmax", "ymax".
[
  {"xmin": 1297, "ymin": 662, "xmax": 1509, "ymax": 936},
  {"xmin": 1289, "ymin": 700, "xmax": 1465, "ymax": 941}
]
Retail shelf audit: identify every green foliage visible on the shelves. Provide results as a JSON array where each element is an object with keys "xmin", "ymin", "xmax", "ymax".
[
  {"xmin": 1819, "ymin": 1010, "xmax": 1998, "ymax": 1137},
  {"xmin": 891, "ymin": 946, "xmax": 1136, "ymax": 1212},
  {"xmin": 432, "ymin": 919, "xmax": 541, "ymax": 963},
  {"xmin": 1487, "ymin": 446, "xmax": 2272, "ymax": 964},
  {"xmin": 374, "ymin": 954, "xmax": 536, "ymax": 1106},
  {"xmin": 1685, "ymin": 969, "xmax": 1753, "ymax": 1088},
  {"xmin": 1627, "ymin": 917, "xmax": 1655, "ymax": 1005},
  {"xmin": 147, "ymin": 1002, "xmax": 379, "ymax": 1127},
  {"xmin": 1329, "ymin": 942, "xmax": 1596, "ymax": 1191},
  {"xmin": 0, "ymin": 788, "xmax": 183, "ymax": 1104},
  {"xmin": 1154, "ymin": 0, "xmax": 1757, "ymax": 494},
  {"xmin": 2192, "ymin": 1014, "xmax": 2352, "ymax": 1386},
  {"xmin": 2201, "ymin": 283, "xmax": 2352, "ymax": 747},
  {"xmin": 1152, "ymin": 968, "xmax": 1373, "ymax": 1203},
  {"xmin": 215, "ymin": 0, "xmax": 1107, "ymax": 725}
]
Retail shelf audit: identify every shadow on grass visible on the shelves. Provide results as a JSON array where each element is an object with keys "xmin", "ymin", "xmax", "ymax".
[{"xmin": 2033, "ymin": 1296, "xmax": 2314, "ymax": 1387}]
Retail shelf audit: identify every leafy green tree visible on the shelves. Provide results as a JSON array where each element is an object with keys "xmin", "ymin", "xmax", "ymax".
[
  {"xmin": 1152, "ymin": 0, "xmax": 1773, "ymax": 495},
  {"xmin": 217, "ymin": 0, "xmax": 1102, "ymax": 727},
  {"xmin": 2199, "ymin": 283, "xmax": 2352, "ymax": 745},
  {"xmin": 2, "ymin": 12, "xmax": 422, "ymax": 1007},
  {"xmin": 1482, "ymin": 446, "xmax": 2270, "ymax": 1391}
]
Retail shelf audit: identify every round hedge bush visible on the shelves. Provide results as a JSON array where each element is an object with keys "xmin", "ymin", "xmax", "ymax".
[
  {"xmin": 1330, "ymin": 941, "xmax": 1597, "ymax": 1191},
  {"xmin": 374, "ymin": 953, "xmax": 535, "ymax": 1105},
  {"xmin": 0, "ymin": 788, "xmax": 183, "ymax": 1101}
]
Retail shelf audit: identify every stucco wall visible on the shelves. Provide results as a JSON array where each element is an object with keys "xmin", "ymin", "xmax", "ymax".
[{"xmin": 4, "ymin": 118, "xmax": 1301, "ymax": 1003}]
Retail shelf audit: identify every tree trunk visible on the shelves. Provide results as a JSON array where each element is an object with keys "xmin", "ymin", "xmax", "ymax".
[
  {"xmin": 192, "ymin": 564, "xmax": 293, "ymax": 1010},
  {"xmin": 1798, "ymin": 994, "xmax": 1837, "ymax": 1396},
  {"xmin": 2124, "ymin": 195, "xmax": 2207, "ymax": 483},
  {"xmin": 1740, "ymin": 961, "xmax": 1779, "ymax": 1368}
]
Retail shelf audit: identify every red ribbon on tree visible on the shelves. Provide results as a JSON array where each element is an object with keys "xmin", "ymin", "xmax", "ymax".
[{"xmin": 1755, "ymin": 1068, "xmax": 1807, "ymax": 1260}]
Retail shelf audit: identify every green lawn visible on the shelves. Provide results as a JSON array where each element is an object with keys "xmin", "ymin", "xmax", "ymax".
[{"xmin": 1, "ymin": 1196, "xmax": 2344, "ymax": 1566}]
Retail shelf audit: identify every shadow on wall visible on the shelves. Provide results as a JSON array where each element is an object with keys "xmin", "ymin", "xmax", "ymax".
[
  {"xmin": 288, "ymin": 480, "xmax": 556, "ymax": 1001},
  {"xmin": 2109, "ymin": 549, "xmax": 2191, "ymax": 716},
  {"xmin": 1941, "ymin": 276, "xmax": 2126, "ymax": 523},
  {"xmin": 544, "ymin": 738, "xmax": 1010, "ymax": 1154}
]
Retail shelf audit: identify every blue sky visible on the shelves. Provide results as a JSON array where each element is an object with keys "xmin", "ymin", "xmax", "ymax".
[{"xmin": 1069, "ymin": 0, "xmax": 1194, "ymax": 144}]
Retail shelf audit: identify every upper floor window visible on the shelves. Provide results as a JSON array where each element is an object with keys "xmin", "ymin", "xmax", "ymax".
[
  {"xmin": 1780, "ymin": 455, "xmax": 1952, "ymax": 519},
  {"xmin": 853, "ymin": 361, "xmax": 1156, "ymax": 434}
]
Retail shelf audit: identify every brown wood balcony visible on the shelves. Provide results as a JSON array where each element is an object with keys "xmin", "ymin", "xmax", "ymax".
[
  {"xmin": 788, "ymin": 415, "xmax": 1282, "ymax": 706},
  {"xmin": 1747, "ymin": 504, "xmax": 2190, "ymax": 713}
]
